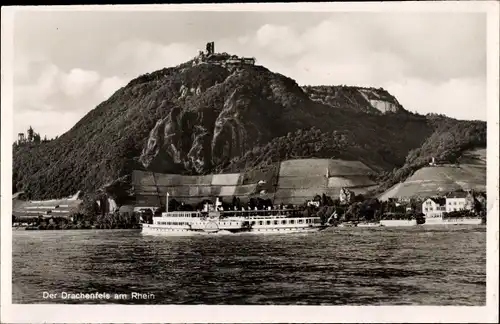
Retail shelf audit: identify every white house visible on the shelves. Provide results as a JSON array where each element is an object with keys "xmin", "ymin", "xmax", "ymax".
[
  {"xmin": 445, "ymin": 191, "xmax": 474, "ymax": 213},
  {"xmin": 422, "ymin": 197, "xmax": 446, "ymax": 218},
  {"xmin": 307, "ymin": 200, "xmax": 320, "ymax": 208}
]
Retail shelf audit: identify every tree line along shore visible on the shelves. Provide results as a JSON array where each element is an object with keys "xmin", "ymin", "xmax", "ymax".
[{"xmin": 12, "ymin": 189, "xmax": 487, "ymax": 231}]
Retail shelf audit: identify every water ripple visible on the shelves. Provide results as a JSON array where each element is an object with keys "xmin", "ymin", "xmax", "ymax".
[{"xmin": 12, "ymin": 226, "xmax": 486, "ymax": 305}]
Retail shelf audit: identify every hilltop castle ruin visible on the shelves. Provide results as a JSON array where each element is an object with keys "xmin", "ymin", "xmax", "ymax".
[{"xmin": 192, "ymin": 41, "xmax": 256, "ymax": 68}]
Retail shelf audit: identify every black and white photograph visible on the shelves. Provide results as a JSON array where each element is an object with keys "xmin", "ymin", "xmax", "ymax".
[{"xmin": 1, "ymin": 2, "xmax": 499, "ymax": 323}]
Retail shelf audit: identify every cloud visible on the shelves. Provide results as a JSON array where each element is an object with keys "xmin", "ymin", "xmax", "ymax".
[
  {"xmin": 13, "ymin": 61, "xmax": 129, "ymax": 139},
  {"xmin": 99, "ymin": 76, "xmax": 128, "ymax": 99},
  {"xmin": 254, "ymin": 24, "xmax": 304, "ymax": 57},
  {"xmin": 61, "ymin": 68, "xmax": 101, "ymax": 98},
  {"xmin": 14, "ymin": 110, "xmax": 88, "ymax": 140},
  {"xmin": 105, "ymin": 40, "xmax": 198, "ymax": 78},
  {"xmin": 384, "ymin": 78, "xmax": 486, "ymax": 121},
  {"xmin": 223, "ymin": 14, "xmax": 486, "ymax": 118}
]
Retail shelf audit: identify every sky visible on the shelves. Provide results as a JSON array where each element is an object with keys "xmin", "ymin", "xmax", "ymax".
[{"xmin": 12, "ymin": 9, "xmax": 487, "ymax": 139}]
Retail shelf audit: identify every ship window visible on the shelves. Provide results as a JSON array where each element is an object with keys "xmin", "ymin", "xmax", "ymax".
[
  {"xmin": 259, "ymin": 221, "xmax": 263, "ymax": 225},
  {"xmin": 290, "ymin": 220, "xmax": 295, "ymax": 224},
  {"xmin": 281, "ymin": 220, "xmax": 287, "ymax": 224},
  {"xmin": 298, "ymin": 219, "xmax": 304, "ymax": 224},
  {"xmin": 274, "ymin": 220, "xmax": 278, "ymax": 225},
  {"xmin": 266, "ymin": 221, "xmax": 271, "ymax": 225},
  {"xmin": 251, "ymin": 221, "xmax": 255, "ymax": 225}
]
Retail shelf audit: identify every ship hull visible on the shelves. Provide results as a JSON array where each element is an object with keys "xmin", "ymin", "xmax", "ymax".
[
  {"xmin": 142, "ymin": 223, "xmax": 326, "ymax": 235},
  {"xmin": 379, "ymin": 219, "xmax": 417, "ymax": 227},
  {"xmin": 356, "ymin": 222, "xmax": 383, "ymax": 228},
  {"xmin": 424, "ymin": 217, "xmax": 483, "ymax": 225}
]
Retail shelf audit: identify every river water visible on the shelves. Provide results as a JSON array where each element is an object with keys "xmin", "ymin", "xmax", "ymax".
[{"xmin": 12, "ymin": 226, "xmax": 486, "ymax": 305}]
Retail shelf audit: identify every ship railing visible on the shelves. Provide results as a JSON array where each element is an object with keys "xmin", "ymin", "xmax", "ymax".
[{"xmin": 219, "ymin": 210, "xmax": 304, "ymax": 218}]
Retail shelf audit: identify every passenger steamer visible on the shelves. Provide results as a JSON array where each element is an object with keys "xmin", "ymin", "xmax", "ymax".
[{"xmin": 142, "ymin": 198, "xmax": 327, "ymax": 235}]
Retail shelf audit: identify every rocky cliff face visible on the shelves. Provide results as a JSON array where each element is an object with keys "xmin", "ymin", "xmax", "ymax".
[
  {"xmin": 302, "ymin": 85, "xmax": 404, "ymax": 114},
  {"xmin": 138, "ymin": 66, "xmax": 315, "ymax": 174}
]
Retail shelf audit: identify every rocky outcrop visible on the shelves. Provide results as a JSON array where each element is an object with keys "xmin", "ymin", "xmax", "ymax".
[
  {"xmin": 139, "ymin": 67, "xmax": 310, "ymax": 175},
  {"xmin": 302, "ymin": 85, "xmax": 404, "ymax": 114}
]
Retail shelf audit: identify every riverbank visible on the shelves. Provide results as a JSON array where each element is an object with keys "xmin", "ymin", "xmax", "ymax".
[{"xmin": 13, "ymin": 224, "xmax": 142, "ymax": 231}]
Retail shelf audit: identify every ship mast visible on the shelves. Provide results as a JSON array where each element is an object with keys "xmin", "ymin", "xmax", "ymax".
[
  {"xmin": 151, "ymin": 171, "xmax": 163, "ymax": 209},
  {"xmin": 272, "ymin": 157, "xmax": 281, "ymax": 207},
  {"xmin": 166, "ymin": 192, "xmax": 169, "ymax": 213}
]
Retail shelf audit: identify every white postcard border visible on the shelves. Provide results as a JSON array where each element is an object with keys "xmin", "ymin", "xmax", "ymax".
[{"xmin": 1, "ymin": 2, "xmax": 499, "ymax": 323}]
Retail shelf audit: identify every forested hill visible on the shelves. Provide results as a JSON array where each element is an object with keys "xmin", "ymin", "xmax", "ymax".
[
  {"xmin": 12, "ymin": 55, "xmax": 486, "ymax": 200},
  {"xmin": 375, "ymin": 114, "xmax": 486, "ymax": 194}
]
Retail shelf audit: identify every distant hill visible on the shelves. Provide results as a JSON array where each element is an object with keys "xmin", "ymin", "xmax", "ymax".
[
  {"xmin": 302, "ymin": 85, "xmax": 404, "ymax": 114},
  {"xmin": 374, "ymin": 115, "xmax": 486, "ymax": 197},
  {"xmin": 378, "ymin": 148, "xmax": 486, "ymax": 200},
  {"xmin": 12, "ymin": 47, "xmax": 486, "ymax": 201}
]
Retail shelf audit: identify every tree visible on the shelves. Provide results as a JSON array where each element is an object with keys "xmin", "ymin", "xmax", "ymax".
[
  {"xmin": 248, "ymin": 198, "xmax": 257, "ymax": 210},
  {"xmin": 354, "ymin": 194, "xmax": 365, "ymax": 203},
  {"xmin": 345, "ymin": 203, "xmax": 360, "ymax": 221},
  {"xmin": 27, "ymin": 126, "xmax": 34, "ymax": 142},
  {"xmin": 33, "ymin": 133, "xmax": 41, "ymax": 144},
  {"xmin": 78, "ymin": 195, "xmax": 100, "ymax": 224},
  {"xmin": 168, "ymin": 198, "xmax": 181, "ymax": 212},
  {"xmin": 320, "ymin": 193, "xmax": 327, "ymax": 206}
]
